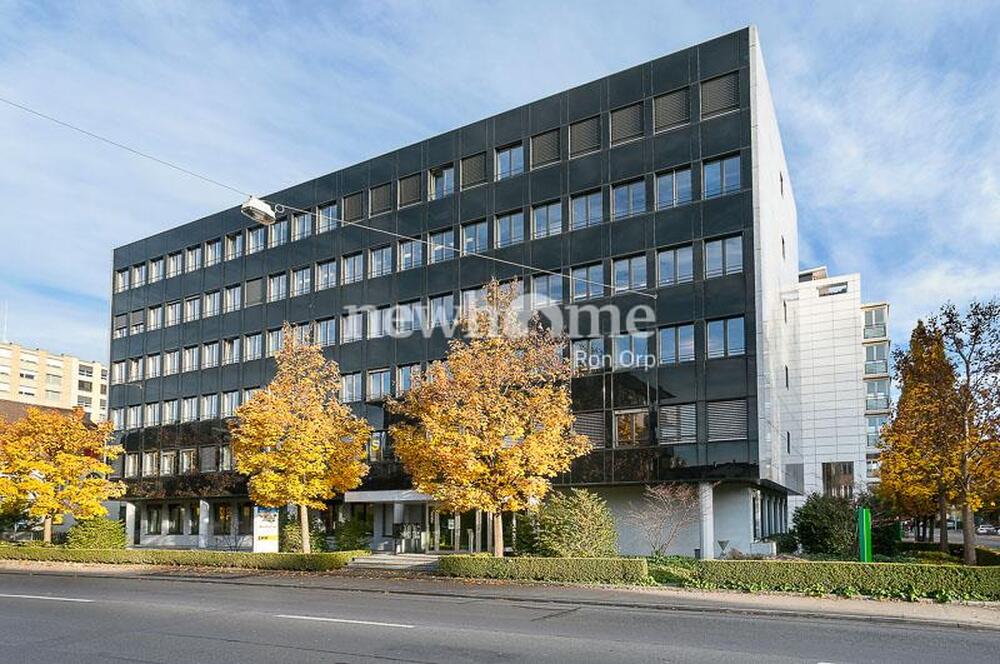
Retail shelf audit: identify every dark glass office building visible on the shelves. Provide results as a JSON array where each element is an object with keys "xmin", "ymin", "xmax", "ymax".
[{"xmin": 109, "ymin": 26, "xmax": 801, "ymax": 556}]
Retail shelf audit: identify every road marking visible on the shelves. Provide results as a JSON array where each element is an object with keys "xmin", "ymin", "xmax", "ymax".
[
  {"xmin": 275, "ymin": 614, "xmax": 415, "ymax": 629},
  {"xmin": 0, "ymin": 593, "xmax": 94, "ymax": 603}
]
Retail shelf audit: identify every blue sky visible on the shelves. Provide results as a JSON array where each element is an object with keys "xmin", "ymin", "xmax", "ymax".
[{"xmin": 0, "ymin": 1, "xmax": 997, "ymax": 362}]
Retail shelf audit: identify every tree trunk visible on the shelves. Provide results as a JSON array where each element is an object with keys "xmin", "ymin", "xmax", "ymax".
[
  {"xmin": 961, "ymin": 503, "xmax": 977, "ymax": 565},
  {"xmin": 42, "ymin": 516, "xmax": 52, "ymax": 544},
  {"xmin": 492, "ymin": 512, "xmax": 504, "ymax": 557},
  {"xmin": 937, "ymin": 493, "xmax": 950, "ymax": 553},
  {"xmin": 928, "ymin": 515, "xmax": 935, "ymax": 544},
  {"xmin": 299, "ymin": 504, "xmax": 311, "ymax": 554}
]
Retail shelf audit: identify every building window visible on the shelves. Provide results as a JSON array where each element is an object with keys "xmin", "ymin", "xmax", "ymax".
[
  {"xmin": 865, "ymin": 343, "xmax": 889, "ymax": 375},
  {"xmin": 822, "ymin": 462, "xmax": 855, "ymax": 499},
  {"xmin": 291, "ymin": 267, "xmax": 311, "ymax": 297},
  {"xmin": 367, "ymin": 368, "xmax": 390, "ymax": 401},
  {"xmin": 266, "ymin": 328, "xmax": 283, "ymax": 357},
  {"xmin": 163, "ymin": 399, "xmax": 178, "ymax": 424},
  {"xmin": 659, "ymin": 324, "xmax": 695, "ymax": 364},
  {"xmin": 127, "ymin": 357, "xmax": 142, "ymax": 382},
  {"xmin": 531, "ymin": 129, "xmax": 560, "ymax": 168},
  {"xmin": 145, "ymin": 354, "xmax": 161, "ymax": 379},
  {"xmin": 163, "ymin": 350, "xmax": 179, "ymax": 376},
  {"xmin": 701, "ymin": 72, "xmax": 739, "ymax": 118},
  {"xmin": 704, "ymin": 235, "xmax": 743, "ymax": 278},
  {"xmin": 204, "ymin": 239, "xmax": 222, "ymax": 267},
  {"xmin": 142, "ymin": 450, "xmax": 158, "ymax": 477},
  {"xmin": 531, "ymin": 201, "xmax": 562, "ymax": 239},
  {"xmin": 653, "ymin": 87, "xmax": 690, "ymax": 132},
  {"xmin": 398, "ymin": 174, "xmax": 421, "ymax": 207},
  {"xmin": 342, "ymin": 253, "xmax": 363, "ymax": 285},
  {"xmin": 572, "ymin": 337, "xmax": 605, "ymax": 371},
  {"xmin": 267, "ymin": 273, "xmax": 287, "ymax": 301},
  {"xmin": 656, "ymin": 168, "xmax": 693, "ymax": 209},
  {"xmin": 867, "ymin": 415, "xmax": 888, "ymax": 449},
  {"xmin": 343, "ymin": 192, "xmax": 364, "ymax": 222},
  {"xmin": 396, "ymin": 364, "xmax": 420, "ymax": 395},
  {"xmin": 612, "ymin": 179, "xmax": 646, "ymax": 220},
  {"xmin": 571, "ymin": 190, "xmax": 603, "ymax": 229},
  {"xmin": 495, "ymin": 143, "xmax": 524, "ymax": 180},
  {"xmin": 460, "ymin": 153, "xmax": 486, "ymax": 189},
  {"xmin": 613, "ymin": 254, "xmax": 647, "ymax": 292},
  {"xmin": 179, "ymin": 448, "xmax": 197, "ymax": 474},
  {"xmin": 225, "ymin": 232, "xmax": 243, "ymax": 260},
  {"xmin": 184, "ymin": 296, "xmax": 201, "ymax": 322},
  {"xmin": 160, "ymin": 450, "xmax": 177, "ymax": 476},
  {"xmin": 614, "ymin": 410, "xmax": 650, "ymax": 447},
  {"xmin": 111, "ymin": 361, "xmax": 126, "ymax": 384},
  {"xmin": 428, "ymin": 293, "xmax": 455, "ymax": 328},
  {"xmin": 222, "ymin": 391, "xmax": 240, "ymax": 418},
  {"xmin": 201, "ymin": 394, "xmax": 219, "ymax": 420},
  {"xmin": 657, "ymin": 246, "xmax": 694, "ymax": 287},
  {"xmin": 212, "ymin": 503, "xmax": 231, "ymax": 535},
  {"xmin": 610, "ymin": 103, "xmax": 643, "ymax": 145},
  {"xmin": 341, "ymin": 313, "xmax": 363, "ymax": 343},
  {"xmin": 144, "ymin": 505, "xmax": 161, "ymax": 534},
  {"xmin": 703, "ymin": 154, "xmax": 741, "ymax": 198},
  {"xmin": 866, "ymin": 380, "xmax": 890, "ymax": 411},
  {"xmin": 315, "ymin": 318, "xmax": 336, "ymax": 347},
  {"xmin": 865, "ymin": 307, "xmax": 887, "ymax": 339},
  {"xmin": 147, "ymin": 306, "xmax": 163, "ymax": 331},
  {"xmin": 369, "ymin": 246, "xmax": 392, "ymax": 278},
  {"xmin": 429, "ymin": 164, "xmax": 455, "ymax": 200},
  {"xmin": 658, "ymin": 403, "xmax": 696, "ymax": 444},
  {"xmin": 180, "ymin": 397, "xmax": 198, "ymax": 423},
  {"xmin": 315, "ymin": 260, "xmax": 336, "ymax": 290},
  {"xmin": 247, "ymin": 226, "xmax": 266, "ymax": 255},
  {"xmin": 429, "ymin": 229, "xmax": 456, "ymax": 263},
  {"xmin": 202, "ymin": 342, "xmax": 219, "ymax": 368},
  {"xmin": 461, "ymin": 221, "xmax": 488, "ymax": 255},
  {"xmin": 495, "ymin": 211, "xmax": 524, "ymax": 248},
  {"xmin": 202, "ymin": 291, "xmax": 220, "ymax": 317},
  {"xmin": 149, "ymin": 257, "xmax": 164, "ymax": 283},
  {"xmin": 461, "ymin": 287, "xmax": 486, "ymax": 318},
  {"xmin": 268, "ymin": 218, "xmax": 288, "ymax": 248},
  {"xmin": 185, "ymin": 245, "xmax": 202, "ymax": 272},
  {"xmin": 144, "ymin": 403, "xmax": 160, "ymax": 427},
  {"xmin": 243, "ymin": 333, "xmax": 262, "ymax": 361},
  {"xmin": 114, "ymin": 268, "xmax": 129, "ymax": 293},
  {"xmin": 569, "ymin": 116, "xmax": 600, "ymax": 157},
  {"xmin": 223, "ymin": 284, "xmax": 242, "ymax": 313},
  {"xmin": 571, "ymin": 263, "xmax": 604, "ymax": 302},
  {"xmin": 166, "ymin": 252, "xmax": 183, "ymax": 277},
  {"xmin": 370, "ymin": 183, "xmax": 392, "ymax": 216},
  {"xmin": 612, "ymin": 332, "xmax": 652, "ymax": 369},
  {"xmin": 368, "ymin": 431, "xmax": 392, "ymax": 462},
  {"xmin": 291, "ymin": 212, "xmax": 312, "ymax": 241},
  {"xmin": 222, "ymin": 337, "xmax": 241, "ymax": 365},
  {"xmin": 532, "ymin": 274, "xmax": 563, "ymax": 307},
  {"xmin": 131, "ymin": 263, "xmax": 147, "ymax": 287},
  {"xmin": 182, "ymin": 346, "xmax": 200, "ymax": 372},
  {"xmin": 368, "ymin": 306, "xmax": 391, "ymax": 339},
  {"xmin": 318, "ymin": 203, "xmax": 339, "ymax": 233},
  {"xmin": 398, "ymin": 238, "xmax": 423, "ymax": 271},
  {"xmin": 707, "ymin": 317, "xmax": 745, "ymax": 359},
  {"xmin": 129, "ymin": 311, "xmax": 145, "ymax": 335},
  {"xmin": 707, "ymin": 399, "xmax": 748, "ymax": 442},
  {"xmin": 342, "ymin": 372, "xmax": 362, "ymax": 402}
]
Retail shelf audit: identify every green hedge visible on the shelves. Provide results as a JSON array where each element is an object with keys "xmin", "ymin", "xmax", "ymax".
[
  {"xmin": 438, "ymin": 555, "xmax": 648, "ymax": 585},
  {"xmin": 688, "ymin": 559, "xmax": 1000, "ymax": 601},
  {"xmin": 0, "ymin": 546, "xmax": 367, "ymax": 571},
  {"xmin": 899, "ymin": 541, "xmax": 1000, "ymax": 566}
]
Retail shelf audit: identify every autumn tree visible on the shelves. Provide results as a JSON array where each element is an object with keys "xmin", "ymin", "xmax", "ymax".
[
  {"xmin": 878, "ymin": 321, "xmax": 959, "ymax": 552},
  {"xmin": 934, "ymin": 300, "xmax": 1000, "ymax": 565},
  {"xmin": 0, "ymin": 407, "xmax": 125, "ymax": 543},
  {"xmin": 625, "ymin": 484, "xmax": 701, "ymax": 557},
  {"xmin": 228, "ymin": 322, "xmax": 371, "ymax": 553},
  {"xmin": 389, "ymin": 280, "xmax": 590, "ymax": 557}
]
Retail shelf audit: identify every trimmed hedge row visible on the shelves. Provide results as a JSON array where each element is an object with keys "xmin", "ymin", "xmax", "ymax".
[
  {"xmin": 438, "ymin": 555, "xmax": 649, "ymax": 585},
  {"xmin": 688, "ymin": 559, "xmax": 1000, "ymax": 601},
  {"xmin": 0, "ymin": 546, "xmax": 367, "ymax": 571},
  {"xmin": 899, "ymin": 541, "xmax": 1000, "ymax": 567}
]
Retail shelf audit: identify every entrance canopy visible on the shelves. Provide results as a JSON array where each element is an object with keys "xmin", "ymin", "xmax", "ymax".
[{"xmin": 343, "ymin": 489, "xmax": 432, "ymax": 504}]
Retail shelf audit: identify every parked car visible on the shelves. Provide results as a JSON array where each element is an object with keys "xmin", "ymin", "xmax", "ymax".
[{"xmin": 975, "ymin": 524, "xmax": 997, "ymax": 535}]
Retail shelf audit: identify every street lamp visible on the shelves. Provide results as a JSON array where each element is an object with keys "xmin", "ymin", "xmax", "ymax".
[{"xmin": 240, "ymin": 196, "xmax": 276, "ymax": 226}]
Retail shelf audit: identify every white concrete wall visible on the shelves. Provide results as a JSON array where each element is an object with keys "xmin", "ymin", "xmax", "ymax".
[{"xmin": 748, "ymin": 26, "xmax": 802, "ymax": 491}]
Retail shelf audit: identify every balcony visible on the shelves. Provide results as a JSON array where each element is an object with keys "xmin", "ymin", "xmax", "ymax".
[
  {"xmin": 864, "ymin": 324, "xmax": 887, "ymax": 340},
  {"xmin": 866, "ymin": 397, "xmax": 890, "ymax": 412},
  {"xmin": 867, "ymin": 433, "xmax": 881, "ymax": 450},
  {"xmin": 864, "ymin": 359, "xmax": 889, "ymax": 375}
]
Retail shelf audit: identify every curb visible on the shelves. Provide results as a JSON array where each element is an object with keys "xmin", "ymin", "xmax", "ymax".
[{"xmin": 1, "ymin": 566, "xmax": 996, "ymax": 632}]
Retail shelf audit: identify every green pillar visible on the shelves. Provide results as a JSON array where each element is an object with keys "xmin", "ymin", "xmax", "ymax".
[{"xmin": 856, "ymin": 507, "xmax": 873, "ymax": 562}]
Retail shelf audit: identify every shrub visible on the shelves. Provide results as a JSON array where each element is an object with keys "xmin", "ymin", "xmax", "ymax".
[
  {"xmin": 688, "ymin": 559, "xmax": 1000, "ymax": 601},
  {"xmin": 898, "ymin": 541, "xmax": 1000, "ymax": 566},
  {"xmin": 536, "ymin": 489, "xmax": 618, "ymax": 558},
  {"xmin": 647, "ymin": 555, "xmax": 697, "ymax": 584},
  {"xmin": 514, "ymin": 513, "xmax": 540, "ymax": 555},
  {"xmin": 333, "ymin": 516, "xmax": 371, "ymax": 551},
  {"xmin": 792, "ymin": 493, "xmax": 855, "ymax": 557},
  {"xmin": 767, "ymin": 531, "xmax": 798, "ymax": 554},
  {"xmin": 439, "ymin": 554, "xmax": 648, "ymax": 585},
  {"xmin": 279, "ymin": 520, "xmax": 327, "ymax": 553},
  {"xmin": 0, "ymin": 546, "xmax": 367, "ymax": 571},
  {"xmin": 66, "ymin": 519, "xmax": 126, "ymax": 550}
]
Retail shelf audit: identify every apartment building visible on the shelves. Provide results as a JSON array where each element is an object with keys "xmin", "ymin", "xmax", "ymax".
[
  {"xmin": 108, "ymin": 26, "xmax": 801, "ymax": 556},
  {"xmin": 791, "ymin": 267, "xmax": 889, "ymax": 514},
  {"xmin": 0, "ymin": 341, "xmax": 108, "ymax": 422}
]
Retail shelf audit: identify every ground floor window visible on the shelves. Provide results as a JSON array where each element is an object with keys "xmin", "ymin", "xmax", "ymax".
[
  {"xmin": 237, "ymin": 502, "xmax": 253, "ymax": 535},
  {"xmin": 213, "ymin": 503, "xmax": 232, "ymax": 535},
  {"xmin": 189, "ymin": 502, "xmax": 200, "ymax": 535},
  {"xmin": 145, "ymin": 505, "xmax": 161, "ymax": 535},
  {"xmin": 167, "ymin": 504, "xmax": 183, "ymax": 534}
]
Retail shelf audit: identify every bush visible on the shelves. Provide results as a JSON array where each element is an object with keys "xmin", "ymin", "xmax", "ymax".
[
  {"xmin": 514, "ymin": 513, "xmax": 540, "ymax": 555},
  {"xmin": 792, "ymin": 494, "xmax": 855, "ymax": 557},
  {"xmin": 767, "ymin": 531, "xmax": 798, "ymax": 554},
  {"xmin": 66, "ymin": 519, "xmax": 126, "ymax": 549},
  {"xmin": 898, "ymin": 541, "xmax": 1000, "ymax": 566},
  {"xmin": 536, "ymin": 489, "xmax": 618, "ymax": 558},
  {"xmin": 647, "ymin": 555, "xmax": 698, "ymax": 584},
  {"xmin": 439, "ymin": 554, "xmax": 648, "ymax": 585},
  {"xmin": 0, "ymin": 545, "xmax": 367, "ymax": 571},
  {"xmin": 687, "ymin": 559, "xmax": 1000, "ymax": 601},
  {"xmin": 333, "ymin": 516, "xmax": 372, "ymax": 551},
  {"xmin": 279, "ymin": 520, "xmax": 327, "ymax": 553}
]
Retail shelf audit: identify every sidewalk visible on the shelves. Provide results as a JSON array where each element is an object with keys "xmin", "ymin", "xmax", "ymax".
[{"xmin": 1, "ymin": 560, "xmax": 997, "ymax": 630}]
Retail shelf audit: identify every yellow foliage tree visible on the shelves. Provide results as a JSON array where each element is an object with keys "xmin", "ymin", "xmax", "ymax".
[
  {"xmin": 228, "ymin": 322, "xmax": 371, "ymax": 553},
  {"xmin": 389, "ymin": 280, "xmax": 590, "ymax": 556},
  {"xmin": 0, "ymin": 407, "xmax": 124, "ymax": 543}
]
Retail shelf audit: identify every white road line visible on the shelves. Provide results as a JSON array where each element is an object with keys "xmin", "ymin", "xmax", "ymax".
[
  {"xmin": 275, "ymin": 614, "xmax": 415, "ymax": 629},
  {"xmin": 0, "ymin": 593, "xmax": 94, "ymax": 603}
]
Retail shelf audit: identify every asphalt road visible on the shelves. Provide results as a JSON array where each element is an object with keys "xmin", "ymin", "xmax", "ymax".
[{"xmin": 0, "ymin": 573, "xmax": 995, "ymax": 664}]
